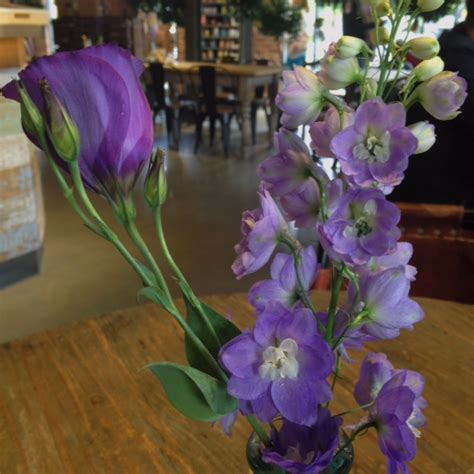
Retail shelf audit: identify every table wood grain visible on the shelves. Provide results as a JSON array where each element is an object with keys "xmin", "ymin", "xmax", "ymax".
[{"xmin": 0, "ymin": 293, "xmax": 473, "ymax": 473}]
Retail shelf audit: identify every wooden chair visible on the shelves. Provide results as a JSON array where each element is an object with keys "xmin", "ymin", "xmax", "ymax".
[
  {"xmin": 194, "ymin": 66, "xmax": 239, "ymax": 157},
  {"xmin": 251, "ymin": 59, "xmax": 272, "ymax": 145},
  {"xmin": 147, "ymin": 62, "xmax": 177, "ymax": 147},
  {"xmin": 396, "ymin": 202, "xmax": 474, "ymax": 304}
]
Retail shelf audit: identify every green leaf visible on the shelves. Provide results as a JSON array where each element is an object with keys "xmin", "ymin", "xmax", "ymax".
[
  {"xmin": 138, "ymin": 286, "xmax": 174, "ymax": 314},
  {"xmin": 134, "ymin": 260, "xmax": 158, "ymax": 286},
  {"xmin": 183, "ymin": 293, "xmax": 241, "ymax": 376},
  {"xmin": 148, "ymin": 362, "xmax": 238, "ymax": 422}
]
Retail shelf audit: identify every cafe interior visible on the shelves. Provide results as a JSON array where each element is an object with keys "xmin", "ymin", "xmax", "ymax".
[{"xmin": 0, "ymin": 0, "xmax": 473, "ymax": 472}]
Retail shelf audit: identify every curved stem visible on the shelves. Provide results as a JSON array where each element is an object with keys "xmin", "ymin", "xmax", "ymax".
[
  {"xmin": 154, "ymin": 206, "xmax": 221, "ymax": 348},
  {"xmin": 67, "ymin": 161, "xmax": 155, "ymax": 286},
  {"xmin": 247, "ymin": 415, "xmax": 271, "ymax": 446},
  {"xmin": 325, "ymin": 265, "xmax": 345, "ymax": 343},
  {"xmin": 125, "ymin": 217, "xmax": 172, "ymax": 303}
]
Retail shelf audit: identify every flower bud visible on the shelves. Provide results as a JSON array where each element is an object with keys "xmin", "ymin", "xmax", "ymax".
[
  {"xmin": 144, "ymin": 148, "xmax": 167, "ymax": 208},
  {"xmin": 17, "ymin": 81, "xmax": 45, "ymax": 139},
  {"xmin": 39, "ymin": 79, "xmax": 80, "ymax": 162},
  {"xmin": 370, "ymin": 25, "xmax": 390, "ymax": 45},
  {"xmin": 335, "ymin": 36, "xmax": 369, "ymax": 59},
  {"xmin": 319, "ymin": 45, "xmax": 361, "ymax": 90},
  {"xmin": 414, "ymin": 71, "xmax": 467, "ymax": 120},
  {"xmin": 413, "ymin": 56, "xmax": 444, "ymax": 81},
  {"xmin": 408, "ymin": 121, "xmax": 436, "ymax": 154},
  {"xmin": 367, "ymin": 0, "xmax": 392, "ymax": 16},
  {"xmin": 362, "ymin": 78, "xmax": 378, "ymax": 99},
  {"xmin": 406, "ymin": 37, "xmax": 440, "ymax": 60},
  {"xmin": 417, "ymin": 0, "xmax": 444, "ymax": 12}
]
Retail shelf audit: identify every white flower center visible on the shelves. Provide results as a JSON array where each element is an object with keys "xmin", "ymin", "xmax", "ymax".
[
  {"xmin": 353, "ymin": 131, "xmax": 391, "ymax": 163},
  {"xmin": 343, "ymin": 199, "xmax": 377, "ymax": 239},
  {"xmin": 259, "ymin": 338, "xmax": 299, "ymax": 381}
]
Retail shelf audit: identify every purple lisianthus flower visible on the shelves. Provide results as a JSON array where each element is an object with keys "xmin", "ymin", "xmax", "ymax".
[
  {"xmin": 232, "ymin": 190, "xmax": 288, "ymax": 279},
  {"xmin": 331, "ymin": 99, "xmax": 418, "ymax": 194},
  {"xmin": 355, "ymin": 242, "xmax": 417, "ymax": 281},
  {"xmin": 2, "ymin": 45, "xmax": 153, "ymax": 198},
  {"xmin": 319, "ymin": 188, "xmax": 401, "ymax": 265},
  {"xmin": 344, "ymin": 267, "xmax": 424, "ymax": 341},
  {"xmin": 276, "ymin": 66, "xmax": 326, "ymax": 128},
  {"xmin": 249, "ymin": 246, "xmax": 319, "ymax": 313},
  {"xmin": 258, "ymin": 128, "xmax": 320, "ymax": 197},
  {"xmin": 355, "ymin": 353, "xmax": 427, "ymax": 474},
  {"xmin": 220, "ymin": 304, "xmax": 334, "ymax": 425},
  {"xmin": 262, "ymin": 408, "xmax": 342, "ymax": 473},
  {"xmin": 415, "ymin": 71, "xmax": 467, "ymax": 120},
  {"xmin": 310, "ymin": 105, "xmax": 354, "ymax": 158}
]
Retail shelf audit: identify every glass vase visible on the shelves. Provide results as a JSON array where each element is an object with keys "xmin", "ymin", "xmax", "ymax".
[{"xmin": 246, "ymin": 431, "xmax": 354, "ymax": 474}]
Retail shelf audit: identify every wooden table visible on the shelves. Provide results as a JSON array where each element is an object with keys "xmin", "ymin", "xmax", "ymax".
[
  {"xmin": 163, "ymin": 61, "xmax": 282, "ymax": 159},
  {"xmin": 0, "ymin": 293, "xmax": 473, "ymax": 473}
]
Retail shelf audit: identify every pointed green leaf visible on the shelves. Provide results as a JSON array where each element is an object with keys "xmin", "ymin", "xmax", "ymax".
[
  {"xmin": 148, "ymin": 362, "xmax": 238, "ymax": 422},
  {"xmin": 138, "ymin": 286, "xmax": 175, "ymax": 314},
  {"xmin": 182, "ymin": 293, "xmax": 241, "ymax": 377}
]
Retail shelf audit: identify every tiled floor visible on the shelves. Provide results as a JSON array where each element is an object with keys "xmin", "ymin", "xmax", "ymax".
[{"xmin": 0, "ymin": 119, "xmax": 273, "ymax": 343}]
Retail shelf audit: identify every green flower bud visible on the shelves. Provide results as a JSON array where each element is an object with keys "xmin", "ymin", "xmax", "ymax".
[
  {"xmin": 370, "ymin": 25, "xmax": 390, "ymax": 45},
  {"xmin": 417, "ymin": 0, "xmax": 444, "ymax": 12},
  {"xmin": 39, "ymin": 79, "xmax": 80, "ymax": 162},
  {"xmin": 413, "ymin": 56, "xmax": 445, "ymax": 81},
  {"xmin": 408, "ymin": 121, "xmax": 436, "ymax": 154},
  {"xmin": 363, "ymin": 78, "xmax": 378, "ymax": 99},
  {"xmin": 17, "ymin": 82, "xmax": 45, "ymax": 139},
  {"xmin": 367, "ymin": 0, "xmax": 392, "ymax": 17},
  {"xmin": 406, "ymin": 37, "xmax": 440, "ymax": 60},
  {"xmin": 144, "ymin": 149, "xmax": 167, "ymax": 208},
  {"xmin": 335, "ymin": 36, "xmax": 369, "ymax": 59}
]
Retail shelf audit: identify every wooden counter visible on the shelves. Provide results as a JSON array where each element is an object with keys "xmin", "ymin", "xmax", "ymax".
[{"xmin": 0, "ymin": 292, "xmax": 472, "ymax": 472}]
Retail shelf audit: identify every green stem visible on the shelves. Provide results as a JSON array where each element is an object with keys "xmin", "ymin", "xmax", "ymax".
[
  {"xmin": 154, "ymin": 206, "xmax": 221, "ymax": 349},
  {"xmin": 325, "ymin": 265, "xmax": 344, "ymax": 343},
  {"xmin": 125, "ymin": 217, "xmax": 173, "ymax": 303},
  {"xmin": 67, "ymin": 161, "xmax": 154, "ymax": 286},
  {"xmin": 330, "ymin": 351, "xmax": 341, "ymax": 393},
  {"xmin": 333, "ymin": 401, "xmax": 374, "ymax": 418},
  {"xmin": 334, "ymin": 422, "xmax": 375, "ymax": 459},
  {"xmin": 247, "ymin": 415, "xmax": 271, "ymax": 446}
]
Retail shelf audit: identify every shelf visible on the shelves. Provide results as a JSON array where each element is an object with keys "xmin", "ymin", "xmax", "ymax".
[
  {"xmin": 202, "ymin": 36, "xmax": 239, "ymax": 40},
  {"xmin": 0, "ymin": 6, "xmax": 48, "ymax": 25}
]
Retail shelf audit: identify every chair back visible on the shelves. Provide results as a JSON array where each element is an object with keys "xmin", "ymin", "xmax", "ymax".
[
  {"xmin": 149, "ymin": 62, "xmax": 166, "ymax": 110},
  {"xmin": 199, "ymin": 66, "xmax": 217, "ymax": 116},
  {"xmin": 396, "ymin": 202, "xmax": 474, "ymax": 303},
  {"xmin": 255, "ymin": 59, "xmax": 269, "ymax": 99}
]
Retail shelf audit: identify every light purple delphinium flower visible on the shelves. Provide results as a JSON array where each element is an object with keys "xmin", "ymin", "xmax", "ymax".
[
  {"xmin": 355, "ymin": 242, "xmax": 417, "ymax": 281},
  {"xmin": 249, "ymin": 246, "xmax": 319, "ymax": 313},
  {"xmin": 232, "ymin": 190, "xmax": 288, "ymax": 279},
  {"xmin": 343, "ymin": 267, "xmax": 424, "ymax": 341},
  {"xmin": 414, "ymin": 71, "xmax": 467, "ymax": 120},
  {"xmin": 262, "ymin": 408, "xmax": 342, "ymax": 473},
  {"xmin": 2, "ymin": 45, "xmax": 154, "ymax": 198},
  {"xmin": 280, "ymin": 179, "xmax": 322, "ymax": 228},
  {"xmin": 330, "ymin": 98, "xmax": 418, "ymax": 194},
  {"xmin": 258, "ymin": 128, "xmax": 319, "ymax": 197},
  {"xmin": 318, "ymin": 188, "xmax": 401, "ymax": 265},
  {"xmin": 355, "ymin": 353, "xmax": 427, "ymax": 474},
  {"xmin": 276, "ymin": 67, "xmax": 327, "ymax": 128},
  {"xmin": 310, "ymin": 105, "xmax": 354, "ymax": 158},
  {"xmin": 219, "ymin": 304, "xmax": 334, "ymax": 425}
]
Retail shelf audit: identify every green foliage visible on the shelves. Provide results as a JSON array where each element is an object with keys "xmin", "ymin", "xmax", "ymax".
[
  {"xmin": 183, "ymin": 293, "xmax": 241, "ymax": 377},
  {"xmin": 148, "ymin": 362, "xmax": 238, "ymax": 421},
  {"xmin": 255, "ymin": 0, "xmax": 304, "ymax": 39},
  {"xmin": 227, "ymin": 0, "xmax": 303, "ymax": 39},
  {"xmin": 128, "ymin": 0, "xmax": 185, "ymax": 26}
]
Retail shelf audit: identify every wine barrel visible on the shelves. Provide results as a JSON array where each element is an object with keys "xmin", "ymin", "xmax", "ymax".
[{"xmin": 0, "ymin": 96, "xmax": 44, "ymax": 288}]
